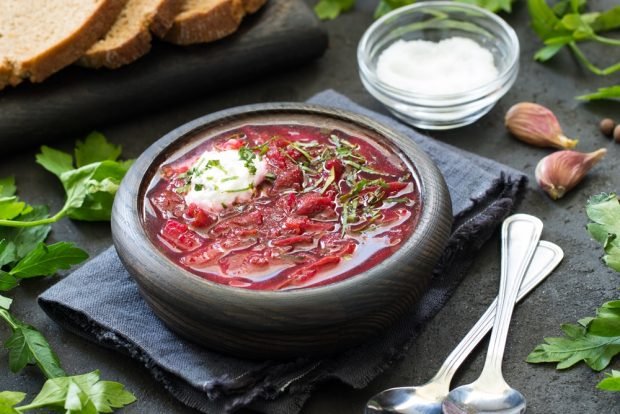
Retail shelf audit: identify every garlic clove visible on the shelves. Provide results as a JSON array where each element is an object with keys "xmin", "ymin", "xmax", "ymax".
[
  {"xmin": 535, "ymin": 148, "xmax": 607, "ymax": 200},
  {"xmin": 505, "ymin": 102, "xmax": 578, "ymax": 149}
]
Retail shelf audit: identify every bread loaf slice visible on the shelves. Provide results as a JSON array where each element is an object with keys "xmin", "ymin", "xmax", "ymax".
[
  {"xmin": 0, "ymin": 0, "xmax": 128, "ymax": 89},
  {"xmin": 79, "ymin": 0, "xmax": 183, "ymax": 69},
  {"xmin": 164, "ymin": 0, "xmax": 267, "ymax": 46}
]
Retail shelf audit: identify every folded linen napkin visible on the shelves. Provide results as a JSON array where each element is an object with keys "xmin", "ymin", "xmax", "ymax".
[{"xmin": 39, "ymin": 90, "xmax": 527, "ymax": 414}]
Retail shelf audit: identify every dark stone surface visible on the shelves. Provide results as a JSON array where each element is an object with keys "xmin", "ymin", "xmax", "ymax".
[{"xmin": 1, "ymin": 0, "xmax": 619, "ymax": 413}]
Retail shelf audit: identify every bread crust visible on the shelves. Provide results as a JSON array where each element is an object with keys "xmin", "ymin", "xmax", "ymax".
[
  {"xmin": 17, "ymin": 0, "xmax": 129, "ymax": 84},
  {"xmin": 79, "ymin": 0, "xmax": 183, "ymax": 69},
  {"xmin": 164, "ymin": 0, "xmax": 246, "ymax": 45},
  {"xmin": 80, "ymin": 29, "xmax": 152, "ymax": 69},
  {"xmin": 0, "ymin": 60, "xmax": 12, "ymax": 90},
  {"xmin": 151, "ymin": 0, "xmax": 184, "ymax": 37}
]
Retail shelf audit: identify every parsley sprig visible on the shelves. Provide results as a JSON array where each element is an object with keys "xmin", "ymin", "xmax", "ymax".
[
  {"xmin": 0, "ymin": 133, "xmax": 136, "ymax": 412},
  {"xmin": 0, "ymin": 132, "xmax": 133, "ymax": 228},
  {"xmin": 527, "ymin": 193, "xmax": 620, "ymax": 393},
  {"xmin": 528, "ymin": 0, "xmax": 620, "ymax": 76}
]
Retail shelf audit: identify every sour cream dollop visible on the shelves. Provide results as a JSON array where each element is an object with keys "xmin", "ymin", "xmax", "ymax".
[{"xmin": 184, "ymin": 148, "xmax": 267, "ymax": 212}]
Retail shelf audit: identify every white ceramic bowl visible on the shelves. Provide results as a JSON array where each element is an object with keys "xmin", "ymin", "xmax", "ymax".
[{"xmin": 358, "ymin": 1, "xmax": 519, "ymax": 130}]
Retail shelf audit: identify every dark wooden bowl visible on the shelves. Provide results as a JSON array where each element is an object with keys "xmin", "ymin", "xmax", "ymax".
[{"xmin": 112, "ymin": 103, "xmax": 453, "ymax": 359}]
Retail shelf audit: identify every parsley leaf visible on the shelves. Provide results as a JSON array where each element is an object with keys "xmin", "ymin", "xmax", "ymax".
[
  {"xmin": 59, "ymin": 160, "xmax": 132, "ymax": 221},
  {"xmin": 0, "ymin": 391, "xmax": 25, "ymax": 414},
  {"xmin": 0, "ymin": 271, "xmax": 18, "ymax": 292},
  {"xmin": 9, "ymin": 242, "xmax": 88, "ymax": 278},
  {"xmin": 0, "ymin": 309, "xmax": 66, "ymax": 379},
  {"xmin": 19, "ymin": 371, "xmax": 136, "ymax": 413},
  {"xmin": 527, "ymin": 301, "xmax": 620, "ymax": 371},
  {"xmin": 0, "ymin": 293, "xmax": 12, "ymax": 310},
  {"xmin": 315, "ymin": 0, "xmax": 355, "ymax": 20},
  {"xmin": 0, "ymin": 206, "xmax": 51, "ymax": 260},
  {"xmin": 598, "ymin": 370, "xmax": 620, "ymax": 391},
  {"xmin": 586, "ymin": 193, "xmax": 620, "ymax": 272},
  {"xmin": 0, "ymin": 197, "xmax": 31, "ymax": 221},
  {"xmin": 35, "ymin": 146, "xmax": 74, "ymax": 178},
  {"xmin": 0, "ymin": 178, "xmax": 17, "ymax": 198},
  {"xmin": 0, "ymin": 240, "xmax": 16, "ymax": 267},
  {"xmin": 0, "ymin": 132, "xmax": 133, "ymax": 228},
  {"xmin": 577, "ymin": 85, "xmax": 620, "ymax": 101},
  {"xmin": 74, "ymin": 131, "xmax": 122, "ymax": 167}
]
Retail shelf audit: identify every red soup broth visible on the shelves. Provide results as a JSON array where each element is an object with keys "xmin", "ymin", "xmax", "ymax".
[{"xmin": 142, "ymin": 124, "xmax": 421, "ymax": 291}]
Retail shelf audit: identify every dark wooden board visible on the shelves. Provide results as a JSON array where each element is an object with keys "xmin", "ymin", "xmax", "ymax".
[{"xmin": 0, "ymin": 0, "xmax": 327, "ymax": 150}]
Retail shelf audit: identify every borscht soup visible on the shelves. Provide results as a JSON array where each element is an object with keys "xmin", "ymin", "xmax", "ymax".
[{"xmin": 143, "ymin": 124, "xmax": 421, "ymax": 290}]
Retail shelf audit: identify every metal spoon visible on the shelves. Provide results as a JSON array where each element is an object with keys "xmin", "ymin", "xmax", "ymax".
[
  {"xmin": 441, "ymin": 214, "xmax": 543, "ymax": 414},
  {"xmin": 364, "ymin": 240, "xmax": 562, "ymax": 414}
]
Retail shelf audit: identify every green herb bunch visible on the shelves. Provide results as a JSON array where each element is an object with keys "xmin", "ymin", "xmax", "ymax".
[
  {"xmin": 527, "ymin": 193, "xmax": 620, "ymax": 392},
  {"xmin": 528, "ymin": 0, "xmax": 620, "ymax": 101},
  {"xmin": 0, "ymin": 133, "xmax": 137, "ymax": 412}
]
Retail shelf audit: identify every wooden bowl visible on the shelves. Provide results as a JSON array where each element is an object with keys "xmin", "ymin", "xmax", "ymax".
[{"xmin": 112, "ymin": 103, "xmax": 452, "ymax": 359}]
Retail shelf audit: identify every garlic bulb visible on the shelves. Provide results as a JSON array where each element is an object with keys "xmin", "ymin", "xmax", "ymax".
[
  {"xmin": 535, "ymin": 149, "xmax": 607, "ymax": 200},
  {"xmin": 505, "ymin": 102, "xmax": 578, "ymax": 149}
]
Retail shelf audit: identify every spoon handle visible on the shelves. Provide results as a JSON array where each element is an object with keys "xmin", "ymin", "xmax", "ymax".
[
  {"xmin": 432, "ymin": 241, "xmax": 563, "ymax": 387},
  {"xmin": 479, "ymin": 214, "xmax": 543, "ymax": 383}
]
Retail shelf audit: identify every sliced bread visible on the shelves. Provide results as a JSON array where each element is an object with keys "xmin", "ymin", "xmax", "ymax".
[
  {"xmin": 0, "ymin": 0, "xmax": 128, "ymax": 89},
  {"xmin": 79, "ymin": 0, "xmax": 183, "ymax": 69},
  {"xmin": 164, "ymin": 0, "xmax": 267, "ymax": 46}
]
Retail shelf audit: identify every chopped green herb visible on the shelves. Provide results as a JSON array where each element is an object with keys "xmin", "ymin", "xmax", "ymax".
[
  {"xmin": 175, "ymin": 184, "xmax": 190, "ymax": 194},
  {"xmin": 221, "ymin": 176, "xmax": 239, "ymax": 182},
  {"xmin": 386, "ymin": 197, "xmax": 410, "ymax": 204},
  {"xmin": 348, "ymin": 198, "xmax": 359, "ymax": 222},
  {"xmin": 340, "ymin": 178, "xmax": 387, "ymax": 203},
  {"xmin": 239, "ymin": 146, "xmax": 258, "ymax": 175},
  {"xmin": 340, "ymin": 201, "xmax": 350, "ymax": 236},
  {"xmin": 205, "ymin": 159, "xmax": 226, "ymax": 173},
  {"xmin": 289, "ymin": 142, "xmax": 313, "ymax": 162},
  {"xmin": 194, "ymin": 184, "xmax": 204, "ymax": 191},
  {"xmin": 293, "ymin": 140, "xmax": 320, "ymax": 148},
  {"xmin": 225, "ymin": 184, "xmax": 253, "ymax": 193},
  {"xmin": 299, "ymin": 164, "xmax": 318, "ymax": 174},
  {"xmin": 342, "ymin": 159, "xmax": 364, "ymax": 170},
  {"xmin": 320, "ymin": 167, "xmax": 336, "ymax": 195},
  {"xmin": 279, "ymin": 148, "xmax": 301, "ymax": 165}
]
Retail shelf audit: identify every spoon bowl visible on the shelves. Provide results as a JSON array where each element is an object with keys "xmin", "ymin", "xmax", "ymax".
[
  {"xmin": 442, "ymin": 382, "xmax": 526, "ymax": 414},
  {"xmin": 364, "ymin": 239, "xmax": 562, "ymax": 414},
  {"xmin": 366, "ymin": 382, "xmax": 444, "ymax": 414}
]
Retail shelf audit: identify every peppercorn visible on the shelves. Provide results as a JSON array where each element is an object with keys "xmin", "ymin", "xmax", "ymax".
[
  {"xmin": 614, "ymin": 125, "xmax": 620, "ymax": 143},
  {"xmin": 600, "ymin": 118, "xmax": 615, "ymax": 137}
]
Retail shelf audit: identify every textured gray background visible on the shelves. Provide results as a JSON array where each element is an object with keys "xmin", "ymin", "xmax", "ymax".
[{"xmin": 1, "ymin": 0, "xmax": 619, "ymax": 413}]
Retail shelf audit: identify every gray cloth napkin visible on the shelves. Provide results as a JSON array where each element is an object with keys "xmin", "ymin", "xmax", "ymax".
[{"xmin": 39, "ymin": 90, "xmax": 527, "ymax": 414}]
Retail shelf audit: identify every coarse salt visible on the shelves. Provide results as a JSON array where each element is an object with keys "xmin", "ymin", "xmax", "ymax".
[{"xmin": 376, "ymin": 37, "xmax": 499, "ymax": 95}]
